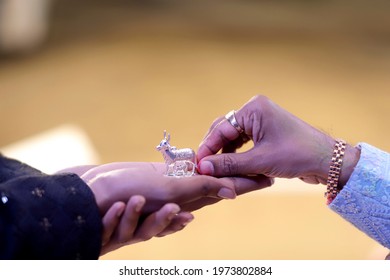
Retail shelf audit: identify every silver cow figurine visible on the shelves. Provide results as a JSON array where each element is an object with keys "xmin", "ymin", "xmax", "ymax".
[{"xmin": 156, "ymin": 130, "xmax": 196, "ymax": 177}]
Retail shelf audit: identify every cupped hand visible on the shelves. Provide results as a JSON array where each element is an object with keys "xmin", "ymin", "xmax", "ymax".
[
  {"xmin": 73, "ymin": 161, "xmax": 272, "ymax": 214},
  {"xmin": 100, "ymin": 195, "xmax": 193, "ymax": 256},
  {"xmin": 62, "ymin": 161, "xmax": 272, "ymax": 255},
  {"xmin": 78, "ymin": 162, "xmax": 255, "ymax": 215}
]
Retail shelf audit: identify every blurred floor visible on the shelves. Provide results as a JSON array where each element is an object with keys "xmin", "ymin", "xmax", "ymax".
[{"xmin": 0, "ymin": 0, "xmax": 389, "ymax": 259}]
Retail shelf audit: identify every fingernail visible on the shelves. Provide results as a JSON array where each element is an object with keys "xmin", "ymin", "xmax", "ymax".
[
  {"xmin": 199, "ymin": 160, "xmax": 214, "ymax": 175},
  {"xmin": 182, "ymin": 216, "xmax": 194, "ymax": 227},
  {"xmin": 217, "ymin": 187, "xmax": 236, "ymax": 199},
  {"xmin": 116, "ymin": 205, "xmax": 125, "ymax": 217},
  {"xmin": 135, "ymin": 200, "xmax": 145, "ymax": 213},
  {"xmin": 168, "ymin": 207, "xmax": 180, "ymax": 221}
]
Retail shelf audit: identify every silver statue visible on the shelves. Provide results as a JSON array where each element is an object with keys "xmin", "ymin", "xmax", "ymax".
[{"xmin": 156, "ymin": 130, "xmax": 196, "ymax": 177}]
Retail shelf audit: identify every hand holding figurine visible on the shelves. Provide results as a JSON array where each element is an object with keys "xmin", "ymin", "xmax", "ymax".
[{"xmin": 197, "ymin": 95, "xmax": 360, "ymax": 187}]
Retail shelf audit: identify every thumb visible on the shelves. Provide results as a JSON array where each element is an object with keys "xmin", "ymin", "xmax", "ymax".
[{"xmin": 198, "ymin": 151, "xmax": 257, "ymax": 177}]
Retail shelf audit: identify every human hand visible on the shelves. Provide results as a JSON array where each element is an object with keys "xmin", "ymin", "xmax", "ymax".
[
  {"xmin": 62, "ymin": 161, "xmax": 271, "ymax": 255},
  {"xmin": 78, "ymin": 162, "xmax": 272, "ymax": 215},
  {"xmin": 100, "ymin": 195, "xmax": 193, "ymax": 256},
  {"xmin": 197, "ymin": 95, "xmax": 360, "ymax": 186}
]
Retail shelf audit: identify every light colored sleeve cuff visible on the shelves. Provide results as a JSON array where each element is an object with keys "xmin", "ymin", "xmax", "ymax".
[{"xmin": 329, "ymin": 143, "xmax": 390, "ymax": 249}]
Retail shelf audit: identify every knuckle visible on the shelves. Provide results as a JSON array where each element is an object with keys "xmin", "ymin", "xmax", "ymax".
[
  {"xmin": 253, "ymin": 94, "xmax": 269, "ymax": 104},
  {"xmin": 222, "ymin": 155, "xmax": 238, "ymax": 175},
  {"xmin": 251, "ymin": 94, "xmax": 272, "ymax": 111}
]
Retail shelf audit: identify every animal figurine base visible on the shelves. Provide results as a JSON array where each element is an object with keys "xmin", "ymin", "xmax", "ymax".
[
  {"xmin": 166, "ymin": 160, "xmax": 196, "ymax": 177},
  {"xmin": 156, "ymin": 131, "xmax": 197, "ymax": 177}
]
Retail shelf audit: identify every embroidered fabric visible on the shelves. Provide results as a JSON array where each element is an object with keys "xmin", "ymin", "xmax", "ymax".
[
  {"xmin": 329, "ymin": 143, "xmax": 390, "ymax": 249},
  {"xmin": 0, "ymin": 155, "xmax": 102, "ymax": 259}
]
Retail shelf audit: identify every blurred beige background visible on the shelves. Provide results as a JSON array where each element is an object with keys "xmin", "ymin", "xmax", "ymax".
[{"xmin": 0, "ymin": 0, "xmax": 389, "ymax": 259}]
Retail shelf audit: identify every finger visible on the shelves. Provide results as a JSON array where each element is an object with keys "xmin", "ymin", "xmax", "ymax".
[
  {"xmin": 101, "ymin": 202, "xmax": 126, "ymax": 246},
  {"xmin": 168, "ymin": 175, "xmax": 237, "ymax": 201},
  {"xmin": 200, "ymin": 116, "xmax": 225, "ymax": 144},
  {"xmin": 220, "ymin": 175, "xmax": 274, "ymax": 195},
  {"xmin": 178, "ymin": 175, "xmax": 273, "ymax": 212},
  {"xmin": 156, "ymin": 212, "xmax": 194, "ymax": 237},
  {"xmin": 197, "ymin": 115, "xmax": 243, "ymax": 161},
  {"xmin": 133, "ymin": 203, "xmax": 181, "ymax": 241},
  {"xmin": 180, "ymin": 197, "xmax": 221, "ymax": 212},
  {"xmin": 116, "ymin": 195, "xmax": 146, "ymax": 243},
  {"xmin": 198, "ymin": 148, "xmax": 261, "ymax": 177}
]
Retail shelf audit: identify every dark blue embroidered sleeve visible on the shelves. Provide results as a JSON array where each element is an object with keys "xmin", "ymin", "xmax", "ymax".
[{"xmin": 0, "ymin": 155, "xmax": 102, "ymax": 259}]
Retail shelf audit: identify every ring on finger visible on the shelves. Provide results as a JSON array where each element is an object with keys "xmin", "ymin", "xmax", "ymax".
[{"xmin": 225, "ymin": 110, "xmax": 244, "ymax": 134}]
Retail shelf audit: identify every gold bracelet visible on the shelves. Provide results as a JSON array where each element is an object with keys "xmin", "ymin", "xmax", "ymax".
[{"xmin": 325, "ymin": 139, "xmax": 346, "ymax": 205}]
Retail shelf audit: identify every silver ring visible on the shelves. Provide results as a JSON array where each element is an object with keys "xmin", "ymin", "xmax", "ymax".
[{"xmin": 225, "ymin": 110, "xmax": 244, "ymax": 134}]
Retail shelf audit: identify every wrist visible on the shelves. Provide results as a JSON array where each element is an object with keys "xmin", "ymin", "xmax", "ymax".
[
  {"xmin": 315, "ymin": 134, "xmax": 336, "ymax": 184},
  {"xmin": 315, "ymin": 136, "xmax": 360, "ymax": 186},
  {"xmin": 338, "ymin": 143, "xmax": 360, "ymax": 187},
  {"xmin": 82, "ymin": 176, "xmax": 108, "ymax": 216}
]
